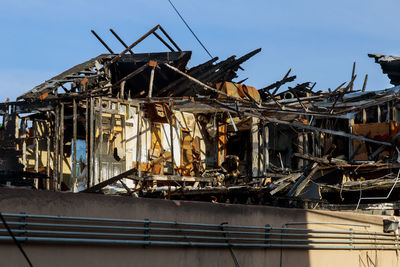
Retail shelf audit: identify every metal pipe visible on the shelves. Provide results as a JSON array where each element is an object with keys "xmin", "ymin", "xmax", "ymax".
[
  {"xmin": 1, "ymin": 213, "xmax": 392, "ymax": 236},
  {"xmin": 1, "ymin": 222, "xmax": 395, "ymax": 241},
  {"xmin": 0, "ymin": 229, "xmax": 397, "ymax": 246},
  {"xmin": 2, "ymin": 221, "xmax": 393, "ymax": 240},
  {"xmin": 283, "ymin": 222, "xmax": 371, "ymax": 228},
  {"xmin": 0, "ymin": 236, "xmax": 397, "ymax": 250},
  {"xmin": 1, "ymin": 228, "xmax": 395, "ymax": 243}
]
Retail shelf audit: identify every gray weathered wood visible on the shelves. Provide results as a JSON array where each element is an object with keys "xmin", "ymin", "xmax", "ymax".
[{"xmin": 292, "ymin": 163, "xmax": 320, "ymax": 197}]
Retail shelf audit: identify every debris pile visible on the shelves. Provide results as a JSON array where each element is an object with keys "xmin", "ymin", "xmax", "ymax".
[{"xmin": 1, "ymin": 25, "xmax": 400, "ymax": 210}]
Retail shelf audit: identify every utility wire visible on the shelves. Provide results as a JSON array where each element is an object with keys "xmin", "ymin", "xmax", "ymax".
[
  {"xmin": 167, "ymin": 0, "xmax": 213, "ymax": 59},
  {"xmin": 0, "ymin": 212, "xmax": 33, "ymax": 267},
  {"xmin": 356, "ymin": 168, "xmax": 400, "ymax": 210}
]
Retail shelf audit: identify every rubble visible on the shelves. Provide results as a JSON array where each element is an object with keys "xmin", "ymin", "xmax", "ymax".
[{"xmin": 1, "ymin": 25, "xmax": 400, "ymax": 211}]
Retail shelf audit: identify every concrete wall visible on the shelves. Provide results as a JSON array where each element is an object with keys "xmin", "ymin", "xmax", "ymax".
[{"xmin": 0, "ymin": 188, "xmax": 398, "ymax": 267}]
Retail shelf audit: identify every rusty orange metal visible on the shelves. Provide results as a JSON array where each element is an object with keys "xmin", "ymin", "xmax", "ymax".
[
  {"xmin": 39, "ymin": 92, "xmax": 49, "ymax": 101},
  {"xmin": 148, "ymin": 60, "xmax": 158, "ymax": 67}
]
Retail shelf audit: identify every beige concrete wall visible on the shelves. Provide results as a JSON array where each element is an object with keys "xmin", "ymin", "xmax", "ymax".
[{"xmin": 0, "ymin": 188, "xmax": 398, "ymax": 267}]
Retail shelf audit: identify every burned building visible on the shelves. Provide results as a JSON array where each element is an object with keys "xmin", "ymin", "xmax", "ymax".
[{"xmin": 1, "ymin": 25, "xmax": 400, "ymax": 211}]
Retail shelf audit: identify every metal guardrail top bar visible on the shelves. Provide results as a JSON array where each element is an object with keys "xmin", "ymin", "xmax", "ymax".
[{"xmin": 0, "ymin": 213, "xmax": 374, "ymax": 233}]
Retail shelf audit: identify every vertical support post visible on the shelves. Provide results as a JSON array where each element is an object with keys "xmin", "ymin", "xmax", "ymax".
[
  {"xmin": 148, "ymin": 61, "xmax": 157, "ymax": 98},
  {"xmin": 303, "ymin": 132, "xmax": 309, "ymax": 166},
  {"xmin": 251, "ymin": 117, "xmax": 260, "ymax": 178},
  {"xmin": 350, "ymin": 61, "xmax": 356, "ymax": 92},
  {"xmin": 136, "ymin": 105, "xmax": 142, "ymax": 178},
  {"xmin": 169, "ymin": 101, "xmax": 176, "ymax": 175},
  {"xmin": 297, "ymin": 132, "xmax": 304, "ymax": 169},
  {"xmin": 348, "ymin": 119, "xmax": 354, "ymax": 161},
  {"xmin": 387, "ymin": 102, "xmax": 390, "ymax": 122},
  {"xmin": 33, "ymin": 120, "xmax": 39, "ymax": 189},
  {"xmin": 72, "ymin": 99, "xmax": 77, "ymax": 191},
  {"xmin": 21, "ymin": 118, "xmax": 27, "ymax": 171},
  {"xmin": 46, "ymin": 136, "xmax": 50, "ymax": 190},
  {"xmin": 34, "ymin": 120, "xmax": 39, "ymax": 172},
  {"xmin": 362, "ymin": 109, "xmax": 367, "ymax": 124},
  {"xmin": 121, "ymin": 109, "xmax": 126, "ymax": 160},
  {"xmin": 148, "ymin": 67, "xmax": 155, "ymax": 97},
  {"xmin": 53, "ymin": 105, "xmax": 59, "ymax": 191},
  {"xmin": 312, "ymin": 131, "xmax": 321, "ymax": 158},
  {"xmin": 257, "ymin": 122, "xmax": 262, "ymax": 176},
  {"xmin": 263, "ymin": 122, "xmax": 269, "ymax": 173},
  {"xmin": 377, "ymin": 105, "xmax": 381, "ymax": 123},
  {"xmin": 217, "ymin": 121, "xmax": 227, "ymax": 167},
  {"xmin": 98, "ymin": 97, "xmax": 103, "ymax": 182},
  {"xmin": 361, "ymin": 74, "xmax": 368, "ymax": 92},
  {"xmin": 59, "ymin": 103, "xmax": 64, "ymax": 186},
  {"xmin": 120, "ymin": 81, "xmax": 126, "ymax": 99},
  {"xmin": 259, "ymin": 121, "xmax": 264, "ymax": 174},
  {"xmin": 90, "ymin": 97, "xmax": 95, "ymax": 186},
  {"xmin": 1, "ymin": 108, "xmax": 5, "ymax": 130},
  {"xmin": 86, "ymin": 98, "xmax": 90, "ymax": 189},
  {"xmin": 14, "ymin": 113, "xmax": 19, "ymax": 140}
]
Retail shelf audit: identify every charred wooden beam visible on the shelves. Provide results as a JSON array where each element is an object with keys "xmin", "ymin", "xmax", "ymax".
[
  {"xmin": 288, "ymin": 163, "xmax": 319, "ymax": 197},
  {"xmin": 152, "ymin": 32, "xmax": 175, "ymax": 52},
  {"xmin": 158, "ymin": 25, "xmax": 182, "ymax": 52},
  {"xmin": 109, "ymin": 28, "xmax": 134, "ymax": 55},
  {"xmin": 82, "ymin": 168, "xmax": 137, "ymax": 193},
  {"xmin": 293, "ymin": 152, "xmax": 347, "ymax": 165},
  {"xmin": 269, "ymin": 173, "xmax": 302, "ymax": 195},
  {"xmin": 259, "ymin": 74, "xmax": 296, "ymax": 95},
  {"xmin": 265, "ymin": 117, "xmax": 392, "ymax": 146},
  {"xmin": 91, "ymin": 30, "xmax": 114, "ymax": 54},
  {"xmin": 107, "ymin": 24, "xmax": 161, "ymax": 66}
]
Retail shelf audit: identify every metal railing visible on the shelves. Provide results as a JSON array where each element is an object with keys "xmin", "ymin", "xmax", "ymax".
[{"xmin": 0, "ymin": 213, "xmax": 398, "ymax": 250}]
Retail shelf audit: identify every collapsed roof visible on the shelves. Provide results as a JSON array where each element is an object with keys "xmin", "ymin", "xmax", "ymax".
[
  {"xmin": 2, "ymin": 25, "xmax": 400, "ymax": 212},
  {"xmin": 369, "ymin": 53, "xmax": 400, "ymax": 86}
]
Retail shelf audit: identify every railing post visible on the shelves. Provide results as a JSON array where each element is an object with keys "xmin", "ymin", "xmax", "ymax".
[
  {"xmin": 144, "ymin": 218, "xmax": 150, "ymax": 248},
  {"xmin": 19, "ymin": 212, "xmax": 26, "ymax": 243},
  {"xmin": 265, "ymin": 224, "xmax": 271, "ymax": 246},
  {"xmin": 350, "ymin": 228, "xmax": 353, "ymax": 250}
]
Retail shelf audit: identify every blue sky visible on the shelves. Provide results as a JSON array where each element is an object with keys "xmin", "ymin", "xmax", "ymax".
[{"xmin": 1, "ymin": 0, "xmax": 399, "ymax": 101}]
